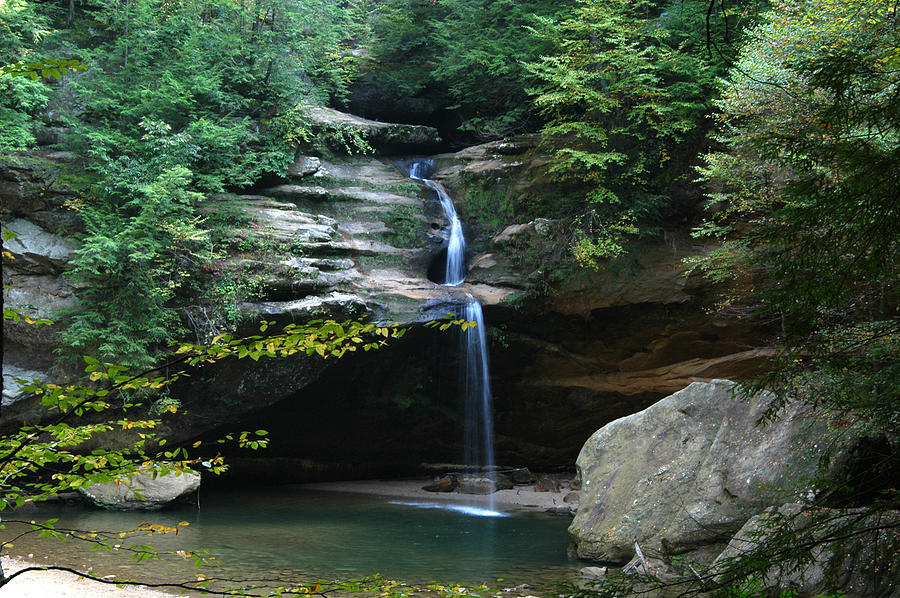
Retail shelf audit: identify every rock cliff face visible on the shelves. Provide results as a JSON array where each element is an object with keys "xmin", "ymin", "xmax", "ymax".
[
  {"xmin": 2, "ymin": 112, "xmax": 772, "ymax": 477},
  {"xmin": 0, "ymin": 119, "xmax": 471, "ymax": 457},
  {"xmin": 2, "ymin": 155, "xmax": 81, "ymax": 404}
]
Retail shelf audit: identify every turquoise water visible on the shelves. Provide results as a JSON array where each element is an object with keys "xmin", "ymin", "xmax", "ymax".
[{"xmin": 4, "ymin": 487, "xmax": 581, "ymax": 589}]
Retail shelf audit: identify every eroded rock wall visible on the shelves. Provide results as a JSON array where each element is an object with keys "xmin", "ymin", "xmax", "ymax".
[{"xmin": 2, "ymin": 113, "xmax": 773, "ymax": 476}]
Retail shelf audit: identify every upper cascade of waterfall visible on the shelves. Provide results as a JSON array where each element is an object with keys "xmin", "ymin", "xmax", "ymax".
[{"xmin": 409, "ymin": 159, "xmax": 466, "ymax": 286}]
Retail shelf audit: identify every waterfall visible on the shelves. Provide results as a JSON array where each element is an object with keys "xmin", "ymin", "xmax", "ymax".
[
  {"xmin": 409, "ymin": 160, "xmax": 466, "ymax": 286},
  {"xmin": 461, "ymin": 299, "xmax": 497, "ymax": 512},
  {"xmin": 408, "ymin": 159, "xmax": 499, "ymax": 514}
]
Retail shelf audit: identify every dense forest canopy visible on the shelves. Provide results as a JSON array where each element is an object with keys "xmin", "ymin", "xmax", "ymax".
[{"xmin": 1, "ymin": 0, "xmax": 898, "ymax": 593}]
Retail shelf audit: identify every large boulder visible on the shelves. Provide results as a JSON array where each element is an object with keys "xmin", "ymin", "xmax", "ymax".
[
  {"xmin": 78, "ymin": 466, "xmax": 201, "ymax": 510},
  {"xmin": 713, "ymin": 503, "xmax": 900, "ymax": 597},
  {"xmin": 569, "ymin": 380, "xmax": 843, "ymax": 563}
]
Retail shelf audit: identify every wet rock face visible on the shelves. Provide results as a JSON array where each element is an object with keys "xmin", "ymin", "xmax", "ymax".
[
  {"xmin": 2, "ymin": 364, "xmax": 48, "ymax": 407},
  {"xmin": 0, "ymin": 155, "xmax": 78, "ymax": 222},
  {"xmin": 568, "ymin": 380, "xmax": 843, "ymax": 563},
  {"xmin": 231, "ymin": 155, "xmax": 476, "ymax": 326},
  {"xmin": 3, "ymin": 218, "xmax": 76, "ymax": 274},
  {"xmin": 1, "ymin": 213, "xmax": 78, "ymax": 401}
]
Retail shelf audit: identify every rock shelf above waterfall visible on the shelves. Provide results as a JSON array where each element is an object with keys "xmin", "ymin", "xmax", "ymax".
[{"xmin": 297, "ymin": 105, "xmax": 442, "ymax": 153}]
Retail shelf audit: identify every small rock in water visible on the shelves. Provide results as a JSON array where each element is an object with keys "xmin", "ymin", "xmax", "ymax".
[
  {"xmin": 570, "ymin": 476, "xmax": 582, "ymax": 490},
  {"xmin": 422, "ymin": 476, "xmax": 457, "ymax": 493},
  {"xmin": 456, "ymin": 473, "xmax": 513, "ymax": 494},
  {"xmin": 534, "ymin": 476, "xmax": 561, "ymax": 492},
  {"xmin": 502, "ymin": 584, "xmax": 534, "ymax": 593},
  {"xmin": 580, "ymin": 566, "xmax": 607, "ymax": 578},
  {"xmin": 494, "ymin": 473, "xmax": 514, "ymax": 490},
  {"xmin": 509, "ymin": 467, "xmax": 536, "ymax": 484},
  {"xmin": 457, "ymin": 476, "xmax": 496, "ymax": 495}
]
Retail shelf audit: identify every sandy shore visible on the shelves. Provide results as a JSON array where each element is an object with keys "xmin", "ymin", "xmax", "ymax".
[
  {"xmin": 0, "ymin": 558, "xmax": 186, "ymax": 598},
  {"xmin": 300, "ymin": 478, "xmax": 578, "ymax": 514}
]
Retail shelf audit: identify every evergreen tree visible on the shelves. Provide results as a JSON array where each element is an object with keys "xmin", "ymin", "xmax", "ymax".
[
  {"xmin": 695, "ymin": 0, "xmax": 900, "ymax": 430},
  {"xmin": 526, "ymin": 0, "xmax": 745, "ymax": 267}
]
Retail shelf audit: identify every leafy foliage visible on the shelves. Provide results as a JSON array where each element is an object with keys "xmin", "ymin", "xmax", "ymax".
[
  {"xmin": 427, "ymin": 0, "xmax": 572, "ymax": 138},
  {"xmin": 0, "ymin": 0, "xmax": 61, "ymax": 149},
  {"xmin": 359, "ymin": 0, "xmax": 572, "ymax": 139},
  {"xmin": 679, "ymin": 1, "xmax": 900, "ymax": 594},
  {"xmin": 61, "ymin": 0, "xmax": 362, "ymax": 192},
  {"xmin": 60, "ymin": 163, "xmax": 211, "ymax": 369},
  {"xmin": 694, "ymin": 0, "xmax": 900, "ymax": 430},
  {"xmin": 0, "ymin": 0, "xmax": 51, "ymax": 65},
  {"xmin": 526, "ymin": 0, "xmax": 746, "ymax": 267},
  {"xmin": 0, "ymin": 72, "xmax": 50, "ymax": 149},
  {"xmin": 1, "ymin": 57, "xmax": 86, "ymax": 80}
]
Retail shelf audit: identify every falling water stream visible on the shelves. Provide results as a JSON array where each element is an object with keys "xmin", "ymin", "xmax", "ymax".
[
  {"xmin": 461, "ymin": 300, "xmax": 498, "ymax": 513},
  {"xmin": 409, "ymin": 160, "xmax": 467, "ymax": 285},
  {"xmin": 408, "ymin": 159, "xmax": 498, "ymax": 515}
]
